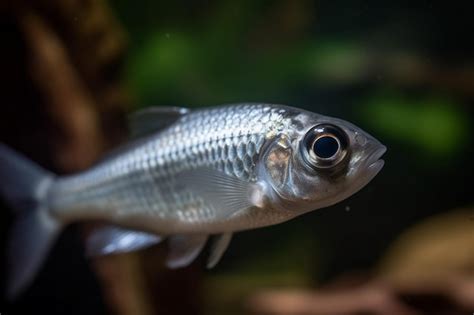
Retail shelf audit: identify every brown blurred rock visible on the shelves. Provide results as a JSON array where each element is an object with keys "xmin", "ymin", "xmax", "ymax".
[
  {"xmin": 378, "ymin": 208, "xmax": 474, "ymax": 286},
  {"xmin": 246, "ymin": 209, "xmax": 474, "ymax": 315}
]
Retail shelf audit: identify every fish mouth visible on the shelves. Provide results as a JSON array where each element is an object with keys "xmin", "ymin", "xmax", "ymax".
[
  {"xmin": 367, "ymin": 145, "xmax": 386, "ymax": 164},
  {"xmin": 366, "ymin": 145, "xmax": 387, "ymax": 173},
  {"xmin": 323, "ymin": 145, "xmax": 386, "ymax": 208}
]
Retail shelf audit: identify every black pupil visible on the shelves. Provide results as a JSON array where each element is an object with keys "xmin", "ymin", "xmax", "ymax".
[{"xmin": 313, "ymin": 136, "xmax": 339, "ymax": 159}]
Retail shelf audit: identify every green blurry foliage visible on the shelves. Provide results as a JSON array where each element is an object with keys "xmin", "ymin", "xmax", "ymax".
[
  {"xmin": 360, "ymin": 93, "xmax": 470, "ymax": 158},
  {"xmin": 126, "ymin": 33, "xmax": 367, "ymax": 106},
  {"xmin": 304, "ymin": 41, "xmax": 368, "ymax": 82},
  {"xmin": 117, "ymin": 0, "xmax": 318, "ymax": 106},
  {"xmin": 126, "ymin": 32, "xmax": 309, "ymax": 106}
]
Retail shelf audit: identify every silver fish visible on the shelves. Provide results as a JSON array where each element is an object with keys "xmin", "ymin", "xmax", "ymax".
[{"xmin": 0, "ymin": 103, "xmax": 386, "ymax": 297}]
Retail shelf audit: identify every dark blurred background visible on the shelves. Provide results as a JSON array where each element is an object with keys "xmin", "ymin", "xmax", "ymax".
[{"xmin": 1, "ymin": 1, "xmax": 473, "ymax": 315}]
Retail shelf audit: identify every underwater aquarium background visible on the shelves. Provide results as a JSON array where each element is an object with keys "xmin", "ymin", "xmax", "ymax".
[{"xmin": 1, "ymin": 1, "xmax": 473, "ymax": 314}]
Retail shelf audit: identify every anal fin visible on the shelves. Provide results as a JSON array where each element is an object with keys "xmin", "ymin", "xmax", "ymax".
[
  {"xmin": 86, "ymin": 225, "xmax": 163, "ymax": 256},
  {"xmin": 207, "ymin": 233, "xmax": 233, "ymax": 269},
  {"xmin": 166, "ymin": 234, "xmax": 208, "ymax": 269}
]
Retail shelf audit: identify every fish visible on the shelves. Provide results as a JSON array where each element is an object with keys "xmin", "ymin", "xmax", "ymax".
[{"xmin": 0, "ymin": 103, "xmax": 386, "ymax": 298}]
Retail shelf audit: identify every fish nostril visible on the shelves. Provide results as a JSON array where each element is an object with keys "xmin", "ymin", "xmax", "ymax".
[{"xmin": 354, "ymin": 132, "xmax": 367, "ymax": 146}]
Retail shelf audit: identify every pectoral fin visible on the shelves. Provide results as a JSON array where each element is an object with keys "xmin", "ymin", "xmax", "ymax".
[
  {"xmin": 207, "ymin": 233, "xmax": 233, "ymax": 269},
  {"xmin": 129, "ymin": 106, "xmax": 189, "ymax": 138},
  {"xmin": 166, "ymin": 234, "xmax": 208, "ymax": 269},
  {"xmin": 182, "ymin": 167, "xmax": 262, "ymax": 219},
  {"xmin": 86, "ymin": 225, "xmax": 163, "ymax": 256}
]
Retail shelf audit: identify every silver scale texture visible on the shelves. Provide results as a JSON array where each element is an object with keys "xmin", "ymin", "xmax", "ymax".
[{"xmin": 49, "ymin": 104, "xmax": 292, "ymax": 233}]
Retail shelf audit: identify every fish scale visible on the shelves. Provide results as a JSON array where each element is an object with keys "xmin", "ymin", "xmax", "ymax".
[{"xmin": 49, "ymin": 104, "xmax": 290, "ymax": 231}]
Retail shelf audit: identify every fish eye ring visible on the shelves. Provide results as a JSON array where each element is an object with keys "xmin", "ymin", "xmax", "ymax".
[{"xmin": 301, "ymin": 124, "xmax": 349, "ymax": 170}]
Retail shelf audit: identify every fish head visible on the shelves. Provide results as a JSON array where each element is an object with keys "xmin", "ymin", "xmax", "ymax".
[{"xmin": 261, "ymin": 109, "xmax": 386, "ymax": 213}]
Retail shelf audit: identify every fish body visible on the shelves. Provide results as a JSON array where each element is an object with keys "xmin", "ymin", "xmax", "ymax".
[
  {"xmin": 0, "ymin": 103, "xmax": 386, "ymax": 298},
  {"xmin": 50, "ymin": 104, "xmax": 293, "ymax": 234}
]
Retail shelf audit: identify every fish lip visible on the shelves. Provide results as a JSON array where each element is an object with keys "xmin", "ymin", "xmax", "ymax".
[{"xmin": 366, "ymin": 145, "xmax": 387, "ymax": 167}]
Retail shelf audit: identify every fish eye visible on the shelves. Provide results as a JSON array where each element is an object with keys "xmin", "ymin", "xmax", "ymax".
[
  {"xmin": 313, "ymin": 136, "xmax": 339, "ymax": 159},
  {"xmin": 301, "ymin": 124, "xmax": 349, "ymax": 170}
]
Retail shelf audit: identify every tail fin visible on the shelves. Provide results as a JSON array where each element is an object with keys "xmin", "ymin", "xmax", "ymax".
[{"xmin": 0, "ymin": 144, "xmax": 62, "ymax": 299}]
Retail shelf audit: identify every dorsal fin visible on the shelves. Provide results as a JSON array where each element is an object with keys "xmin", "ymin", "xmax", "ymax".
[{"xmin": 128, "ymin": 106, "xmax": 190, "ymax": 138}]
